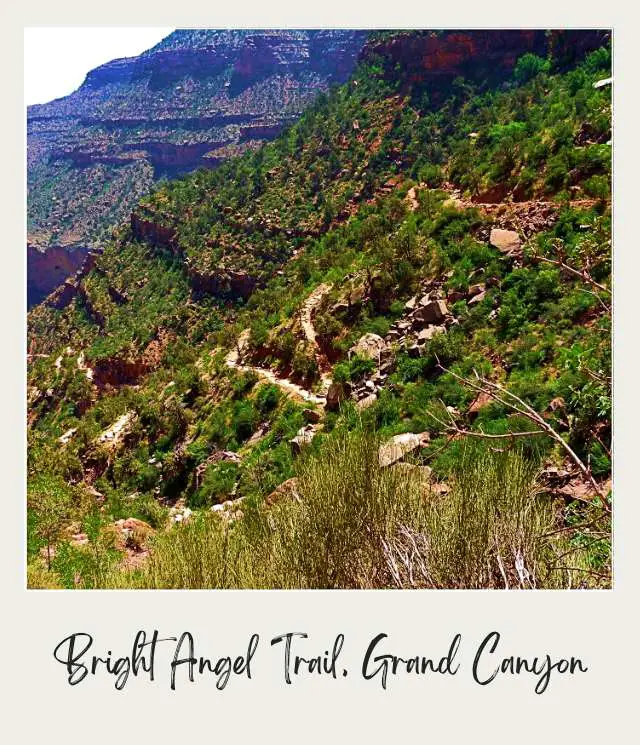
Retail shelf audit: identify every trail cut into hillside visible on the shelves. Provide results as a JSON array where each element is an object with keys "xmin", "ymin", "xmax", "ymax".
[{"xmin": 225, "ymin": 330, "xmax": 326, "ymax": 406}]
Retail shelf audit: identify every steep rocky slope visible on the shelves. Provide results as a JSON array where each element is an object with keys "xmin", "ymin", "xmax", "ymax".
[
  {"xmin": 27, "ymin": 29, "xmax": 367, "ymax": 305},
  {"xmin": 27, "ymin": 30, "xmax": 612, "ymax": 589}
]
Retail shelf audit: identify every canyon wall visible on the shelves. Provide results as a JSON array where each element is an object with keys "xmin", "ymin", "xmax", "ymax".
[{"xmin": 27, "ymin": 30, "xmax": 367, "ymax": 308}]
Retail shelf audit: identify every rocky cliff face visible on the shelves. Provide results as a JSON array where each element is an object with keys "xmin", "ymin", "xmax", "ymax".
[
  {"xmin": 27, "ymin": 244, "xmax": 91, "ymax": 307},
  {"xmin": 366, "ymin": 30, "xmax": 609, "ymax": 95},
  {"xmin": 27, "ymin": 29, "xmax": 367, "ymax": 307}
]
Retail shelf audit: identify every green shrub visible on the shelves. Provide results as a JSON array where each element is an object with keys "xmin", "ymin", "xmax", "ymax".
[
  {"xmin": 255, "ymin": 383, "xmax": 281, "ymax": 415},
  {"xmin": 191, "ymin": 461, "xmax": 240, "ymax": 508}
]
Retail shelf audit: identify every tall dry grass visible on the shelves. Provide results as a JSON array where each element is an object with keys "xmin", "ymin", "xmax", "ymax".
[{"xmin": 105, "ymin": 431, "xmax": 609, "ymax": 589}]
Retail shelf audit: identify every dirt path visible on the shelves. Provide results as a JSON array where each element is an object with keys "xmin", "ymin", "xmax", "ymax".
[
  {"xmin": 300, "ymin": 283, "xmax": 331, "ymax": 346},
  {"xmin": 225, "ymin": 329, "xmax": 326, "ymax": 406},
  {"xmin": 299, "ymin": 283, "xmax": 334, "ymax": 389},
  {"xmin": 232, "ymin": 362, "xmax": 326, "ymax": 405}
]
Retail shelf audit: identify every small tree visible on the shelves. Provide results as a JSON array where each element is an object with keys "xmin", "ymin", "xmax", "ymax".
[
  {"xmin": 28, "ymin": 474, "xmax": 72, "ymax": 570},
  {"xmin": 514, "ymin": 53, "xmax": 551, "ymax": 84}
]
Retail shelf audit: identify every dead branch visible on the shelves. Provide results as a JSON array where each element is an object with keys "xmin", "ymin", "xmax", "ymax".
[
  {"xmin": 434, "ymin": 363, "xmax": 610, "ymax": 509},
  {"xmin": 537, "ymin": 512, "xmax": 609, "ymax": 540},
  {"xmin": 530, "ymin": 253, "xmax": 610, "ymax": 295}
]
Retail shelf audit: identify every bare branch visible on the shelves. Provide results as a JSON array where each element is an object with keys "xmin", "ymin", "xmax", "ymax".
[
  {"xmin": 435, "ymin": 364, "xmax": 610, "ymax": 509},
  {"xmin": 530, "ymin": 253, "xmax": 610, "ymax": 294}
]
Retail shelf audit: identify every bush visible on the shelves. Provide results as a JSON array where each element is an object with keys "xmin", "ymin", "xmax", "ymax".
[
  {"xmin": 255, "ymin": 383, "xmax": 281, "ymax": 415},
  {"xmin": 191, "ymin": 461, "xmax": 240, "ymax": 508},
  {"xmin": 583, "ymin": 174, "xmax": 610, "ymax": 200},
  {"xmin": 232, "ymin": 402, "xmax": 258, "ymax": 442},
  {"xmin": 514, "ymin": 53, "xmax": 550, "ymax": 84}
]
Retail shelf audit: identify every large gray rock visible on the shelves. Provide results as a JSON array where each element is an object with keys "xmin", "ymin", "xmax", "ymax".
[
  {"xmin": 378, "ymin": 432, "xmax": 431, "ymax": 468},
  {"xmin": 417, "ymin": 326, "xmax": 445, "ymax": 343},
  {"xmin": 468, "ymin": 291, "xmax": 487, "ymax": 305},
  {"xmin": 325, "ymin": 381, "xmax": 347, "ymax": 412},
  {"xmin": 349, "ymin": 333, "xmax": 387, "ymax": 361},
  {"xmin": 490, "ymin": 228, "xmax": 521, "ymax": 255},
  {"xmin": 356, "ymin": 393, "xmax": 377, "ymax": 410},
  {"xmin": 404, "ymin": 297, "xmax": 417, "ymax": 312},
  {"xmin": 412, "ymin": 300, "xmax": 448, "ymax": 325}
]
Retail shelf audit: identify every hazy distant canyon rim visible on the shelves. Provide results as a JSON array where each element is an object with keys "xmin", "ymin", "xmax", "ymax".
[{"xmin": 27, "ymin": 29, "xmax": 368, "ymax": 306}]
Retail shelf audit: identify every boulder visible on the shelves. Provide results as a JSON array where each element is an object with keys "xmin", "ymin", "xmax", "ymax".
[
  {"xmin": 447, "ymin": 290, "xmax": 466, "ymax": 303},
  {"xmin": 468, "ymin": 391, "xmax": 492, "ymax": 419},
  {"xmin": 290, "ymin": 426, "xmax": 316, "ymax": 455},
  {"xmin": 265, "ymin": 477, "xmax": 301, "ymax": 506},
  {"xmin": 489, "ymin": 228, "xmax": 521, "ymax": 255},
  {"xmin": 325, "ymin": 381, "xmax": 347, "ymax": 411},
  {"xmin": 349, "ymin": 333, "xmax": 387, "ymax": 361},
  {"xmin": 593, "ymin": 77, "xmax": 612, "ymax": 89},
  {"xmin": 412, "ymin": 300, "xmax": 448, "ymax": 325},
  {"xmin": 213, "ymin": 450, "xmax": 242, "ymax": 464},
  {"xmin": 468, "ymin": 291, "xmax": 487, "ymax": 305},
  {"xmin": 112, "ymin": 517, "xmax": 155, "ymax": 553},
  {"xmin": 417, "ymin": 326, "xmax": 445, "ymax": 343},
  {"xmin": 348, "ymin": 285, "xmax": 366, "ymax": 306},
  {"xmin": 378, "ymin": 432, "xmax": 430, "ymax": 468},
  {"xmin": 356, "ymin": 393, "xmax": 377, "ymax": 410},
  {"xmin": 302, "ymin": 408, "xmax": 321, "ymax": 424},
  {"xmin": 331, "ymin": 301, "xmax": 350, "ymax": 315},
  {"xmin": 390, "ymin": 462, "xmax": 433, "ymax": 483},
  {"xmin": 404, "ymin": 297, "xmax": 417, "ymax": 312},
  {"xmin": 468, "ymin": 283, "xmax": 486, "ymax": 298}
]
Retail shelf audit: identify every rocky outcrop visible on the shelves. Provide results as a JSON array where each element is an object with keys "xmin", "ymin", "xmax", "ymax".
[
  {"xmin": 347, "ymin": 281, "xmax": 454, "ymax": 405},
  {"xmin": 366, "ymin": 30, "xmax": 609, "ymax": 98},
  {"xmin": 349, "ymin": 333, "xmax": 387, "ymax": 361},
  {"xmin": 489, "ymin": 228, "xmax": 522, "ymax": 257},
  {"xmin": 125, "ymin": 140, "xmax": 227, "ymax": 176},
  {"xmin": 265, "ymin": 477, "xmax": 301, "ymax": 506},
  {"xmin": 27, "ymin": 244, "xmax": 91, "ymax": 307},
  {"xmin": 130, "ymin": 213, "xmax": 178, "ymax": 253},
  {"xmin": 379, "ymin": 432, "xmax": 431, "ymax": 468},
  {"xmin": 188, "ymin": 266, "xmax": 258, "ymax": 300},
  {"xmin": 325, "ymin": 381, "xmax": 348, "ymax": 412}
]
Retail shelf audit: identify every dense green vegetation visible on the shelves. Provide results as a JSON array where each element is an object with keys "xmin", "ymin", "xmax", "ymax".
[{"xmin": 27, "ymin": 32, "xmax": 612, "ymax": 589}]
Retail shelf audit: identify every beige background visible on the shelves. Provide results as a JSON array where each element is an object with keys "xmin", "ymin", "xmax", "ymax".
[{"xmin": 3, "ymin": 2, "xmax": 638, "ymax": 741}]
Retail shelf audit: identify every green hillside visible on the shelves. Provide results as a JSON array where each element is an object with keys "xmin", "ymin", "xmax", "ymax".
[{"xmin": 27, "ymin": 31, "xmax": 612, "ymax": 589}]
